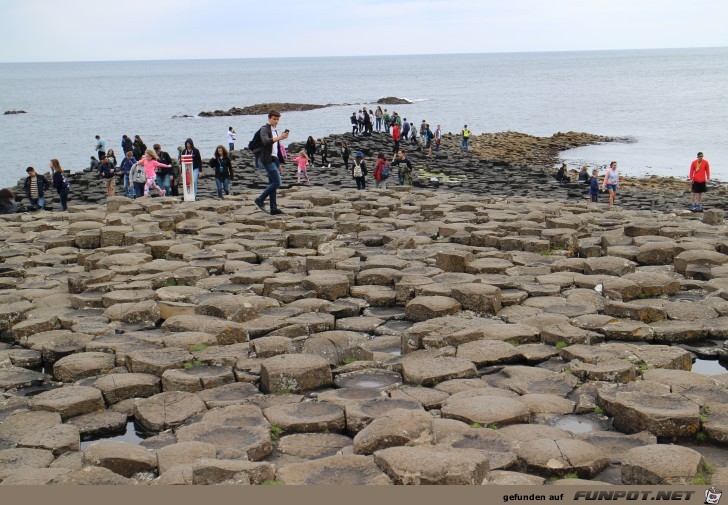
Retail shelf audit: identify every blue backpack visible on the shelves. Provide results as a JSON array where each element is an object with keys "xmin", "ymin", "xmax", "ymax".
[{"xmin": 381, "ymin": 164, "xmax": 390, "ymax": 179}]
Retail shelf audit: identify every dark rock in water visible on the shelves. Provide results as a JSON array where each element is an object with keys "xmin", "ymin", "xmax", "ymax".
[
  {"xmin": 377, "ymin": 97, "xmax": 412, "ymax": 105},
  {"xmin": 172, "ymin": 115, "xmax": 195, "ymax": 119},
  {"xmin": 199, "ymin": 103, "xmax": 329, "ymax": 117},
  {"xmin": 4, "ymin": 110, "xmax": 26, "ymax": 115}
]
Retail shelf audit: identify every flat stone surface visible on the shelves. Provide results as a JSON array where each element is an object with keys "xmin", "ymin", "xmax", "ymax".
[
  {"xmin": 263, "ymin": 402, "xmax": 346, "ymax": 433},
  {"xmin": 175, "ymin": 422, "xmax": 272, "ymax": 461},
  {"xmin": 133, "ymin": 391, "xmax": 208, "ymax": 431},
  {"xmin": 53, "ymin": 352, "xmax": 116, "ymax": 382},
  {"xmin": 83, "ymin": 440, "xmax": 157, "ymax": 478},
  {"xmin": 0, "ymin": 448, "xmax": 55, "ymax": 480},
  {"xmin": 353, "ymin": 408, "xmax": 434, "ymax": 455},
  {"xmin": 401, "ymin": 357, "xmax": 478, "ymax": 386},
  {"xmin": 259, "ymin": 354, "xmax": 333, "ymax": 394},
  {"xmin": 515, "ymin": 438, "xmax": 608, "ymax": 479},
  {"xmin": 94, "ymin": 373, "xmax": 161, "ymax": 404},
  {"xmin": 0, "ymin": 411, "xmax": 62, "ymax": 444},
  {"xmin": 28, "ymin": 386, "xmax": 105, "ymax": 420},
  {"xmin": 277, "ymin": 433, "xmax": 353, "ymax": 460},
  {"xmin": 441, "ymin": 391, "xmax": 529, "ymax": 427},
  {"xmin": 621, "ymin": 444, "xmax": 704, "ymax": 484},
  {"xmin": 276, "ymin": 454, "xmax": 392, "ymax": 485},
  {"xmin": 373, "ymin": 445, "xmax": 490, "ymax": 485}
]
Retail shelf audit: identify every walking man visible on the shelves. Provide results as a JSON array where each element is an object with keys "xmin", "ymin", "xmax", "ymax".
[
  {"xmin": 689, "ymin": 151, "xmax": 710, "ymax": 212},
  {"xmin": 461, "ymin": 125, "xmax": 470, "ymax": 156},
  {"xmin": 253, "ymin": 110, "xmax": 288, "ymax": 216},
  {"xmin": 435, "ymin": 125, "xmax": 442, "ymax": 152}
]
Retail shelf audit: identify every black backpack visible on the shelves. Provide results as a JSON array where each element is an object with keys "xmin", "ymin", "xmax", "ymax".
[{"xmin": 248, "ymin": 128, "xmax": 262, "ymax": 154}]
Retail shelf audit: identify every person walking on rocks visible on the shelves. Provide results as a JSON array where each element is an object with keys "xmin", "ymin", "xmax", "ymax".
[
  {"xmin": 602, "ymin": 161, "xmax": 620, "ymax": 210},
  {"xmin": 320, "ymin": 138, "xmax": 330, "ymax": 167},
  {"xmin": 121, "ymin": 135, "xmax": 133, "ymax": 156},
  {"xmin": 94, "ymin": 135, "xmax": 106, "ymax": 160},
  {"xmin": 689, "ymin": 152, "xmax": 710, "ymax": 212},
  {"xmin": 138, "ymin": 149, "xmax": 169, "ymax": 197},
  {"xmin": 119, "ymin": 151, "xmax": 136, "ymax": 198},
  {"xmin": 391, "ymin": 122, "xmax": 401, "ymax": 154},
  {"xmin": 181, "ymin": 138, "xmax": 202, "ymax": 200},
  {"xmin": 253, "ymin": 109, "xmax": 288, "ymax": 215},
  {"xmin": 435, "ymin": 125, "xmax": 442, "ymax": 152},
  {"xmin": 375, "ymin": 106, "xmax": 383, "ymax": 132},
  {"xmin": 98, "ymin": 155, "xmax": 116, "ymax": 196},
  {"xmin": 382, "ymin": 109, "xmax": 390, "ymax": 132},
  {"xmin": 350, "ymin": 113, "xmax": 358, "ymax": 137},
  {"xmin": 209, "ymin": 145, "xmax": 234, "ymax": 199},
  {"xmin": 133, "ymin": 135, "xmax": 147, "ymax": 160},
  {"xmin": 373, "ymin": 152, "xmax": 389, "ymax": 189},
  {"xmin": 461, "ymin": 125, "xmax": 470, "ymax": 156},
  {"xmin": 153, "ymin": 144, "xmax": 173, "ymax": 195},
  {"xmin": 391, "ymin": 150, "xmax": 413, "ymax": 186},
  {"xmin": 589, "ymin": 169, "xmax": 600, "ymax": 203},
  {"xmin": 293, "ymin": 150, "xmax": 311, "ymax": 184},
  {"xmin": 305, "ymin": 136, "xmax": 317, "ymax": 166},
  {"xmin": 401, "ymin": 118, "xmax": 411, "ymax": 141},
  {"xmin": 227, "ymin": 127, "xmax": 236, "ymax": 152},
  {"xmin": 23, "ymin": 166, "xmax": 50, "ymax": 210},
  {"xmin": 341, "ymin": 141, "xmax": 351, "ymax": 171},
  {"xmin": 50, "ymin": 159, "xmax": 71, "ymax": 211},
  {"xmin": 351, "ymin": 152, "xmax": 367, "ymax": 190}
]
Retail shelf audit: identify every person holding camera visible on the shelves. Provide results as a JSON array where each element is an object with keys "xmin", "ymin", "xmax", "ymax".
[{"xmin": 253, "ymin": 110, "xmax": 288, "ymax": 215}]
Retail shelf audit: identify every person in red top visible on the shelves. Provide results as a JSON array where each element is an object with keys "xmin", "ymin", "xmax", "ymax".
[
  {"xmin": 689, "ymin": 151, "xmax": 710, "ymax": 212},
  {"xmin": 391, "ymin": 123, "xmax": 401, "ymax": 154}
]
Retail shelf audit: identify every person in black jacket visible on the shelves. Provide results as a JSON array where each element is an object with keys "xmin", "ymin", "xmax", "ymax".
[
  {"xmin": 253, "ymin": 110, "xmax": 288, "ymax": 215},
  {"xmin": 209, "ymin": 145, "xmax": 234, "ymax": 199},
  {"xmin": 181, "ymin": 138, "xmax": 203, "ymax": 200},
  {"xmin": 133, "ymin": 135, "xmax": 147, "ymax": 160},
  {"xmin": 121, "ymin": 135, "xmax": 133, "ymax": 155},
  {"xmin": 320, "ymin": 138, "xmax": 329, "ymax": 167},
  {"xmin": 305, "ymin": 136, "xmax": 316, "ymax": 166},
  {"xmin": 23, "ymin": 166, "xmax": 51, "ymax": 209},
  {"xmin": 153, "ymin": 143, "xmax": 173, "ymax": 195}
]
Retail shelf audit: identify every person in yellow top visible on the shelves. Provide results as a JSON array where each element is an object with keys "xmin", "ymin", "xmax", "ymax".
[{"xmin": 461, "ymin": 125, "xmax": 471, "ymax": 156}]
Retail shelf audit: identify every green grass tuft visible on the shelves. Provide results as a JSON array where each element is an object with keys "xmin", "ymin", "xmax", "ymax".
[
  {"xmin": 555, "ymin": 341, "xmax": 568, "ymax": 350},
  {"xmin": 183, "ymin": 359, "xmax": 205, "ymax": 369},
  {"xmin": 190, "ymin": 344, "xmax": 209, "ymax": 353},
  {"xmin": 270, "ymin": 424, "xmax": 283, "ymax": 442},
  {"xmin": 594, "ymin": 406, "xmax": 605, "ymax": 416},
  {"xmin": 471, "ymin": 423, "xmax": 482, "ymax": 429}
]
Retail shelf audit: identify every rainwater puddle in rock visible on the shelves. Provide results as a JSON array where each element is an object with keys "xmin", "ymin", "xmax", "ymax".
[
  {"xmin": 11, "ymin": 383, "xmax": 61, "ymax": 397},
  {"xmin": 547, "ymin": 414, "xmax": 611, "ymax": 434},
  {"xmin": 692, "ymin": 359, "xmax": 728, "ymax": 375},
  {"xmin": 669, "ymin": 291, "xmax": 707, "ymax": 302},
  {"xmin": 334, "ymin": 370, "xmax": 402, "ymax": 389},
  {"xmin": 80, "ymin": 421, "xmax": 146, "ymax": 450}
]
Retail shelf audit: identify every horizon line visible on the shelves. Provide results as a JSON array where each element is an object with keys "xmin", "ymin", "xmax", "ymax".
[{"xmin": 1, "ymin": 45, "xmax": 726, "ymax": 65}]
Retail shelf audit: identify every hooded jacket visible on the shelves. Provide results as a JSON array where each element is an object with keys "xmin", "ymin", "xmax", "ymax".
[{"xmin": 182, "ymin": 138, "xmax": 203, "ymax": 169}]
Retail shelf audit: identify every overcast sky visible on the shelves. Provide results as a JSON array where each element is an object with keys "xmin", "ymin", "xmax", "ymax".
[{"xmin": 1, "ymin": 0, "xmax": 727, "ymax": 62}]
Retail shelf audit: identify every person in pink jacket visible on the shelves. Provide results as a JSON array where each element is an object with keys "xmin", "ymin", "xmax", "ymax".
[
  {"xmin": 137, "ymin": 149, "xmax": 169, "ymax": 197},
  {"xmin": 292, "ymin": 150, "xmax": 310, "ymax": 184}
]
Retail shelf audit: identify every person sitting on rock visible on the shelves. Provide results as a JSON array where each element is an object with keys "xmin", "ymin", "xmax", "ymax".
[
  {"xmin": 0, "ymin": 188, "xmax": 17, "ymax": 214},
  {"xmin": 555, "ymin": 163, "xmax": 570, "ymax": 183},
  {"xmin": 578, "ymin": 165, "xmax": 589, "ymax": 184}
]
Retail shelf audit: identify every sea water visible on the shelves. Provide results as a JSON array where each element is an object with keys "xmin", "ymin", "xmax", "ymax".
[{"xmin": 0, "ymin": 47, "xmax": 726, "ymax": 188}]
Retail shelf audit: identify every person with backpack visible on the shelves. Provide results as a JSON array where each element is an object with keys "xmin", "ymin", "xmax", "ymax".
[
  {"xmin": 209, "ymin": 145, "xmax": 234, "ymax": 199},
  {"xmin": 121, "ymin": 135, "xmax": 133, "ymax": 156},
  {"xmin": 351, "ymin": 152, "xmax": 367, "ymax": 190},
  {"xmin": 373, "ymin": 152, "xmax": 390, "ymax": 189},
  {"xmin": 98, "ymin": 155, "xmax": 116, "ymax": 197},
  {"xmin": 461, "ymin": 125, "xmax": 471, "ymax": 156},
  {"xmin": 181, "ymin": 138, "xmax": 203, "ymax": 200},
  {"xmin": 253, "ymin": 109, "xmax": 289, "ymax": 215},
  {"xmin": 133, "ymin": 135, "xmax": 147, "ymax": 160},
  {"xmin": 119, "ymin": 151, "xmax": 136, "ymax": 198},
  {"xmin": 130, "ymin": 160, "xmax": 147, "ymax": 198},
  {"xmin": 50, "ymin": 159, "xmax": 71, "ymax": 211}
]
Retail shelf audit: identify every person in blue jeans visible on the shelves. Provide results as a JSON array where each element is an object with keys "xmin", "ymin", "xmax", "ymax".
[
  {"xmin": 209, "ymin": 145, "xmax": 234, "ymax": 199},
  {"xmin": 461, "ymin": 125, "xmax": 470, "ymax": 156},
  {"xmin": 119, "ymin": 151, "xmax": 136, "ymax": 198},
  {"xmin": 253, "ymin": 110, "xmax": 288, "ymax": 215},
  {"xmin": 23, "ymin": 166, "xmax": 51, "ymax": 209},
  {"xmin": 153, "ymin": 144, "xmax": 173, "ymax": 195}
]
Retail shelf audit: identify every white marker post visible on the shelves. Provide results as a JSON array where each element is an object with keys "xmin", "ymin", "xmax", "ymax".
[{"xmin": 180, "ymin": 154, "xmax": 195, "ymax": 202}]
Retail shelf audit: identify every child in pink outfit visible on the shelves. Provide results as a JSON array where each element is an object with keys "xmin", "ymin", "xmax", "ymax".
[
  {"xmin": 138, "ymin": 150, "xmax": 169, "ymax": 197},
  {"xmin": 292, "ymin": 150, "xmax": 310, "ymax": 184}
]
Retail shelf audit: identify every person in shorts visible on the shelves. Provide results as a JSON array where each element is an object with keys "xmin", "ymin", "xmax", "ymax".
[
  {"xmin": 602, "ymin": 161, "xmax": 619, "ymax": 210},
  {"xmin": 689, "ymin": 152, "xmax": 710, "ymax": 212}
]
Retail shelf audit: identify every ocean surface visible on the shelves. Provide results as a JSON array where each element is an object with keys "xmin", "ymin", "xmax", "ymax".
[{"xmin": 0, "ymin": 48, "xmax": 726, "ymax": 189}]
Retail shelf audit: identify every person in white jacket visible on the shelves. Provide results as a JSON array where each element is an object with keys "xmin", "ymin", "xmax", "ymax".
[{"xmin": 227, "ymin": 127, "xmax": 236, "ymax": 151}]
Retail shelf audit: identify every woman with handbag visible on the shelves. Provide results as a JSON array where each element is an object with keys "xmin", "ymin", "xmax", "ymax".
[{"xmin": 50, "ymin": 159, "xmax": 71, "ymax": 211}]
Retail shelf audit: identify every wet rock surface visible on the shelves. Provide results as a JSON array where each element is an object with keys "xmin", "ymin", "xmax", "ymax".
[{"xmin": 2, "ymin": 156, "xmax": 728, "ymax": 486}]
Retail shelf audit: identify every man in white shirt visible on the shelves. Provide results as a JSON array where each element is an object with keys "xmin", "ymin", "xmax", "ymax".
[{"xmin": 227, "ymin": 127, "xmax": 236, "ymax": 151}]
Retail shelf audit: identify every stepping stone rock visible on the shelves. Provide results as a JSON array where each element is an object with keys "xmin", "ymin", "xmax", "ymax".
[
  {"xmin": 454, "ymin": 340, "xmax": 523, "ymax": 369},
  {"xmin": 162, "ymin": 315, "xmax": 248, "ymax": 345},
  {"xmin": 125, "ymin": 348, "xmax": 193, "ymax": 376},
  {"xmin": 583, "ymin": 256, "xmax": 637, "ymax": 276},
  {"xmin": 175, "ymin": 422, "xmax": 272, "ymax": 461},
  {"xmin": 486, "ymin": 470, "xmax": 545, "ymax": 485},
  {"xmin": 499, "ymin": 366, "xmax": 578, "ymax": 396},
  {"xmin": 263, "ymin": 402, "xmax": 346, "ymax": 433},
  {"xmin": 0, "ymin": 467, "xmax": 73, "ymax": 485},
  {"xmin": 196, "ymin": 382, "xmax": 260, "ymax": 408},
  {"xmin": 516, "ymin": 438, "xmax": 608, "ymax": 478},
  {"xmin": 28, "ymin": 386, "xmax": 105, "ymax": 420},
  {"xmin": 568, "ymin": 359, "xmax": 636, "ymax": 383},
  {"xmin": 94, "ymin": 373, "xmax": 161, "ymax": 404},
  {"xmin": 159, "ymin": 458, "xmax": 274, "ymax": 485},
  {"xmin": 518, "ymin": 393, "xmax": 575, "ymax": 416},
  {"xmin": 344, "ymin": 398, "xmax": 424, "ymax": 434},
  {"xmin": 441, "ymin": 391, "xmax": 529, "ymax": 427},
  {"xmin": 161, "ymin": 365, "xmax": 235, "ymax": 392},
  {"xmin": 0, "ymin": 366, "xmax": 46, "ymax": 390},
  {"xmin": 133, "ymin": 391, "xmax": 207, "ymax": 431},
  {"xmin": 301, "ymin": 273, "xmax": 351, "ymax": 301},
  {"xmin": 575, "ymin": 431, "xmax": 657, "ymax": 463},
  {"xmin": 65, "ymin": 411, "xmax": 127, "ymax": 439},
  {"xmin": 156, "ymin": 441, "xmax": 217, "ymax": 475},
  {"xmin": 596, "ymin": 390, "xmax": 700, "ymax": 438},
  {"xmin": 0, "ymin": 411, "xmax": 62, "ymax": 443},
  {"xmin": 276, "ymin": 454, "xmax": 392, "ymax": 485},
  {"xmin": 201, "ymin": 404, "xmax": 270, "ymax": 429},
  {"xmin": 17, "ymin": 424, "xmax": 79, "ymax": 456},
  {"xmin": 450, "ymin": 283, "xmax": 502, "ymax": 314},
  {"xmin": 702, "ymin": 404, "xmax": 728, "ymax": 444},
  {"xmin": 374, "ymin": 445, "xmax": 489, "ymax": 485},
  {"xmin": 353, "ymin": 408, "xmax": 434, "ymax": 455},
  {"xmin": 405, "ymin": 296, "xmax": 462, "ymax": 322},
  {"xmin": 301, "ymin": 331, "xmax": 370, "ymax": 366},
  {"xmin": 0, "ymin": 448, "xmax": 55, "ymax": 480},
  {"xmin": 277, "ymin": 433, "xmax": 353, "ymax": 460},
  {"xmin": 48, "ymin": 465, "xmax": 132, "ymax": 485},
  {"xmin": 621, "ymin": 445, "xmax": 704, "ymax": 484},
  {"xmin": 401, "ymin": 357, "xmax": 477, "ymax": 386},
  {"xmin": 53, "ymin": 352, "xmax": 115, "ymax": 382},
  {"xmin": 83, "ymin": 440, "xmax": 157, "ymax": 478},
  {"xmin": 259, "ymin": 354, "xmax": 333, "ymax": 394}
]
